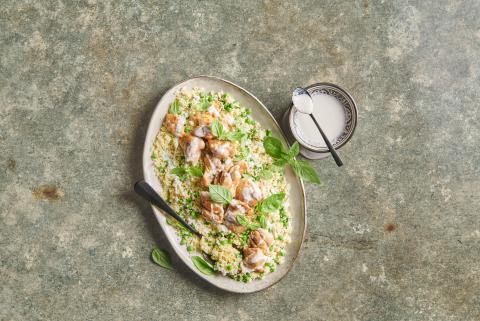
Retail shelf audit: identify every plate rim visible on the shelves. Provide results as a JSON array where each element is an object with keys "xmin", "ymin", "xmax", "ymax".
[{"xmin": 142, "ymin": 75, "xmax": 307, "ymax": 293}]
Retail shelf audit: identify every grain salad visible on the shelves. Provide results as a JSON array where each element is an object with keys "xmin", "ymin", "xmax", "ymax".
[{"xmin": 151, "ymin": 88, "xmax": 291, "ymax": 282}]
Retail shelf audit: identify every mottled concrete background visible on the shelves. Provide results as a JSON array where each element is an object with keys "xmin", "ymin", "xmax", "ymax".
[{"xmin": 1, "ymin": 0, "xmax": 479, "ymax": 320}]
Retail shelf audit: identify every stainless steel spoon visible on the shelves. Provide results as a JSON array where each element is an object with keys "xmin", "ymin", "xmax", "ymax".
[{"xmin": 292, "ymin": 87, "xmax": 343, "ymax": 167}]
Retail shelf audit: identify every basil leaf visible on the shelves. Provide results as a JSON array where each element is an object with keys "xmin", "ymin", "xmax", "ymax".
[
  {"xmin": 257, "ymin": 214, "xmax": 267, "ymax": 228},
  {"xmin": 191, "ymin": 256, "xmax": 215, "ymax": 275},
  {"xmin": 225, "ymin": 130, "xmax": 246, "ymax": 141},
  {"xmin": 166, "ymin": 218, "xmax": 190, "ymax": 233},
  {"xmin": 169, "ymin": 100, "xmax": 181, "ymax": 115},
  {"xmin": 258, "ymin": 168, "xmax": 273, "ymax": 179},
  {"xmin": 288, "ymin": 142, "xmax": 300, "ymax": 158},
  {"xmin": 208, "ymin": 184, "xmax": 232, "ymax": 204},
  {"xmin": 291, "ymin": 160, "xmax": 321, "ymax": 184},
  {"xmin": 273, "ymin": 158, "xmax": 289, "ymax": 167},
  {"xmin": 187, "ymin": 166, "xmax": 203, "ymax": 177},
  {"xmin": 248, "ymin": 222, "xmax": 260, "ymax": 230},
  {"xmin": 257, "ymin": 192, "xmax": 285, "ymax": 213},
  {"xmin": 171, "ymin": 167, "xmax": 187, "ymax": 181},
  {"xmin": 151, "ymin": 248, "xmax": 173, "ymax": 270},
  {"xmin": 263, "ymin": 136, "xmax": 288, "ymax": 159},
  {"xmin": 236, "ymin": 215, "xmax": 260, "ymax": 230},
  {"xmin": 211, "ymin": 120, "xmax": 224, "ymax": 138},
  {"xmin": 171, "ymin": 167, "xmax": 187, "ymax": 175},
  {"xmin": 196, "ymin": 100, "xmax": 211, "ymax": 111},
  {"xmin": 236, "ymin": 214, "xmax": 249, "ymax": 227}
]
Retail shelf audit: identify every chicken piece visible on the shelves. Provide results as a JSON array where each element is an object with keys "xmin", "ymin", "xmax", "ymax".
[
  {"xmin": 192, "ymin": 112, "xmax": 215, "ymax": 126},
  {"xmin": 214, "ymin": 160, "xmax": 247, "ymax": 193},
  {"xmin": 200, "ymin": 191, "xmax": 224, "ymax": 224},
  {"xmin": 248, "ymin": 229, "xmax": 274, "ymax": 253},
  {"xmin": 193, "ymin": 125, "xmax": 213, "ymax": 139},
  {"xmin": 165, "ymin": 114, "xmax": 185, "ymax": 137},
  {"xmin": 236, "ymin": 160, "xmax": 249, "ymax": 174},
  {"xmin": 224, "ymin": 199, "xmax": 253, "ymax": 234},
  {"xmin": 179, "ymin": 135, "xmax": 205, "ymax": 165},
  {"xmin": 243, "ymin": 247, "xmax": 267, "ymax": 272},
  {"xmin": 235, "ymin": 179, "xmax": 263, "ymax": 206},
  {"xmin": 201, "ymin": 154, "xmax": 222, "ymax": 186},
  {"xmin": 208, "ymin": 139, "xmax": 236, "ymax": 160},
  {"xmin": 214, "ymin": 170, "xmax": 234, "ymax": 193},
  {"xmin": 191, "ymin": 112, "xmax": 216, "ymax": 139}
]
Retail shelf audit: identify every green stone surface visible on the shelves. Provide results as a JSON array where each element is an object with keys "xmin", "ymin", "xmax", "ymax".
[{"xmin": 1, "ymin": 1, "xmax": 479, "ymax": 320}]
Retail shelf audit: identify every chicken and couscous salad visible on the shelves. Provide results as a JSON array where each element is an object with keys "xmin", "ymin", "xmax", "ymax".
[{"xmin": 151, "ymin": 88, "xmax": 319, "ymax": 282}]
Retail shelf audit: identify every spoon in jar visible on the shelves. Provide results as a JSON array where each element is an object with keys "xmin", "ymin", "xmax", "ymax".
[{"xmin": 292, "ymin": 87, "xmax": 343, "ymax": 167}]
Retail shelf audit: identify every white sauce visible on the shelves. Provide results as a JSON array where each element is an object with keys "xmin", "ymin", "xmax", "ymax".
[
  {"xmin": 224, "ymin": 114, "xmax": 235, "ymax": 125},
  {"xmin": 249, "ymin": 251, "xmax": 266, "ymax": 264},
  {"xmin": 208, "ymin": 105, "xmax": 220, "ymax": 117},
  {"xmin": 175, "ymin": 115, "xmax": 186, "ymax": 136},
  {"xmin": 293, "ymin": 93, "xmax": 346, "ymax": 148}
]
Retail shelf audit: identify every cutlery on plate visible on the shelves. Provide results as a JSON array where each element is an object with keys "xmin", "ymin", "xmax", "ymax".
[
  {"xmin": 134, "ymin": 180, "xmax": 201, "ymax": 237},
  {"xmin": 292, "ymin": 87, "xmax": 344, "ymax": 167}
]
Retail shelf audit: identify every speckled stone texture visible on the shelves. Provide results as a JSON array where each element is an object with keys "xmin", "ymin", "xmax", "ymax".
[{"xmin": 1, "ymin": 0, "xmax": 479, "ymax": 320}]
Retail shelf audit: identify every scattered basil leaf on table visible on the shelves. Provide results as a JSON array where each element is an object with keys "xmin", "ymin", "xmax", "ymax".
[
  {"xmin": 208, "ymin": 184, "xmax": 233, "ymax": 204},
  {"xmin": 151, "ymin": 248, "xmax": 173, "ymax": 270},
  {"xmin": 191, "ymin": 256, "xmax": 215, "ymax": 275}
]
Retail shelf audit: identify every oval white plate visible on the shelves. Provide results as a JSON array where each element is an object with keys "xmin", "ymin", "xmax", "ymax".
[{"xmin": 142, "ymin": 76, "xmax": 306, "ymax": 293}]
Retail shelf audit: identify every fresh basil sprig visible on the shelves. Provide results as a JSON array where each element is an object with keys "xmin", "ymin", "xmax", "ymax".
[
  {"xmin": 191, "ymin": 256, "xmax": 215, "ymax": 275},
  {"xmin": 263, "ymin": 136, "xmax": 320, "ymax": 184},
  {"xmin": 256, "ymin": 192, "xmax": 285, "ymax": 213},
  {"xmin": 236, "ymin": 214, "xmax": 260, "ymax": 230},
  {"xmin": 211, "ymin": 120, "xmax": 246, "ymax": 142},
  {"xmin": 151, "ymin": 248, "xmax": 173, "ymax": 270},
  {"xmin": 171, "ymin": 166, "xmax": 204, "ymax": 181},
  {"xmin": 257, "ymin": 214, "xmax": 267, "ymax": 228},
  {"xmin": 208, "ymin": 184, "xmax": 233, "ymax": 204}
]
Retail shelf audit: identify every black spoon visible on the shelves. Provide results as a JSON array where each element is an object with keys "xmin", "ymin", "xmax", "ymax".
[
  {"xmin": 292, "ymin": 87, "xmax": 343, "ymax": 167},
  {"xmin": 134, "ymin": 180, "xmax": 201, "ymax": 237}
]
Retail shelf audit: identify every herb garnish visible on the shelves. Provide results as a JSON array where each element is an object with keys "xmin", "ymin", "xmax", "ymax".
[
  {"xmin": 211, "ymin": 120, "xmax": 246, "ymax": 141},
  {"xmin": 169, "ymin": 99, "xmax": 181, "ymax": 115},
  {"xmin": 256, "ymin": 192, "xmax": 285, "ymax": 213},
  {"xmin": 151, "ymin": 248, "xmax": 173, "ymax": 270},
  {"xmin": 263, "ymin": 137, "xmax": 320, "ymax": 184},
  {"xmin": 171, "ymin": 166, "xmax": 204, "ymax": 181},
  {"xmin": 191, "ymin": 256, "xmax": 215, "ymax": 275},
  {"xmin": 208, "ymin": 184, "xmax": 233, "ymax": 204}
]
